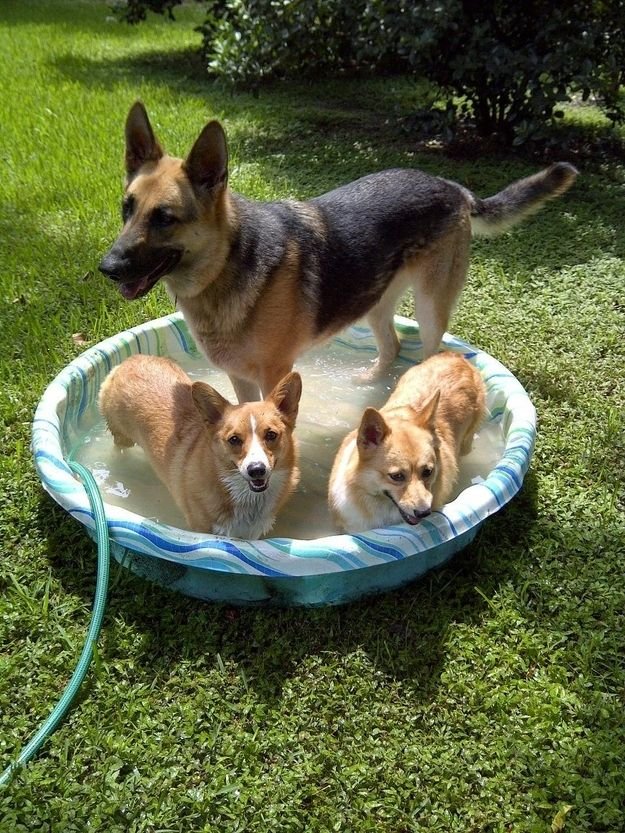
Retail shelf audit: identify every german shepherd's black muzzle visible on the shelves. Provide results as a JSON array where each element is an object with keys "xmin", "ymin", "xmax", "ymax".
[{"xmin": 99, "ymin": 240, "xmax": 182, "ymax": 300}]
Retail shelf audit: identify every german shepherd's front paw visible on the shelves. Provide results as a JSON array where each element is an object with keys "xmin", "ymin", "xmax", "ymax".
[{"xmin": 354, "ymin": 359, "xmax": 389, "ymax": 385}]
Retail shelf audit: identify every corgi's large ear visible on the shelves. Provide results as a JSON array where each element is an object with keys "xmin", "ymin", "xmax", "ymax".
[
  {"xmin": 192, "ymin": 382, "xmax": 232, "ymax": 427},
  {"xmin": 267, "ymin": 372, "xmax": 302, "ymax": 429},
  {"xmin": 357, "ymin": 408, "xmax": 389, "ymax": 455},
  {"xmin": 183, "ymin": 120, "xmax": 228, "ymax": 199},
  {"xmin": 125, "ymin": 101, "xmax": 163, "ymax": 179},
  {"xmin": 413, "ymin": 390, "xmax": 441, "ymax": 429}
]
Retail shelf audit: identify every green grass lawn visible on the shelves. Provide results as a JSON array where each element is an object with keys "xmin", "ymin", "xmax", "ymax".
[{"xmin": 1, "ymin": 2, "xmax": 624, "ymax": 831}]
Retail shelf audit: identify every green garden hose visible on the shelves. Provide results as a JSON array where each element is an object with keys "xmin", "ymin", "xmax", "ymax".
[{"xmin": 0, "ymin": 461, "xmax": 110, "ymax": 787}]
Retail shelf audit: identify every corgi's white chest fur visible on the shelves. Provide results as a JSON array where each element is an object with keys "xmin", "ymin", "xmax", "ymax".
[
  {"xmin": 217, "ymin": 469, "xmax": 289, "ymax": 539},
  {"xmin": 328, "ymin": 438, "xmax": 359, "ymax": 529}
]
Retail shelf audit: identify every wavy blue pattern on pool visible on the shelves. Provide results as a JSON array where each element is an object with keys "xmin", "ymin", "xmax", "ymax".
[{"xmin": 31, "ymin": 312, "xmax": 536, "ymax": 603}]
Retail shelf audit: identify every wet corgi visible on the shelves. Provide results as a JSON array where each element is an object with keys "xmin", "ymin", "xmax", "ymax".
[
  {"xmin": 98, "ymin": 355, "xmax": 301, "ymax": 538},
  {"xmin": 328, "ymin": 352, "xmax": 486, "ymax": 533}
]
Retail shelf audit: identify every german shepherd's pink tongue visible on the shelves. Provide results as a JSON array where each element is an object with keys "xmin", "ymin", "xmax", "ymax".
[
  {"xmin": 119, "ymin": 280, "xmax": 148, "ymax": 301},
  {"xmin": 119, "ymin": 264, "xmax": 164, "ymax": 299},
  {"xmin": 117, "ymin": 252, "xmax": 181, "ymax": 300},
  {"xmin": 120, "ymin": 277, "xmax": 150, "ymax": 300}
]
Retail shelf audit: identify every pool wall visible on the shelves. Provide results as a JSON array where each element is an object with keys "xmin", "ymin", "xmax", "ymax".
[{"xmin": 32, "ymin": 313, "xmax": 536, "ymax": 606}]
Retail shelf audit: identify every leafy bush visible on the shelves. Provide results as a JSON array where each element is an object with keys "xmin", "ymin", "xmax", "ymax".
[
  {"xmin": 115, "ymin": 0, "xmax": 396, "ymax": 81},
  {"xmin": 112, "ymin": 0, "xmax": 184, "ymax": 24},
  {"xmin": 194, "ymin": 0, "xmax": 390, "ymax": 86},
  {"xmin": 379, "ymin": 0, "xmax": 625, "ymax": 144},
  {"xmin": 115, "ymin": 0, "xmax": 625, "ymax": 144}
]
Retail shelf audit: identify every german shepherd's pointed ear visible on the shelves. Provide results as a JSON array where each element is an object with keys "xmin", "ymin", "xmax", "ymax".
[
  {"xmin": 125, "ymin": 101, "xmax": 164, "ymax": 179},
  {"xmin": 412, "ymin": 390, "xmax": 441, "ymax": 429},
  {"xmin": 357, "ymin": 408, "xmax": 389, "ymax": 455},
  {"xmin": 192, "ymin": 381, "xmax": 232, "ymax": 427},
  {"xmin": 267, "ymin": 372, "xmax": 302, "ymax": 429},
  {"xmin": 184, "ymin": 120, "xmax": 229, "ymax": 199}
]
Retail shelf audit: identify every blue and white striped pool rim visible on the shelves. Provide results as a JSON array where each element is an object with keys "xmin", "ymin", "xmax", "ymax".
[{"xmin": 32, "ymin": 313, "xmax": 536, "ymax": 606}]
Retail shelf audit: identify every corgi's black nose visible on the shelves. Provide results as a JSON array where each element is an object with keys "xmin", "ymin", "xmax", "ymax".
[
  {"xmin": 414, "ymin": 509, "xmax": 431, "ymax": 520},
  {"xmin": 247, "ymin": 462, "xmax": 267, "ymax": 479}
]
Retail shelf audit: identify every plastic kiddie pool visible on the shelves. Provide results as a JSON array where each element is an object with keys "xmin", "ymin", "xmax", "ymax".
[{"xmin": 32, "ymin": 313, "xmax": 535, "ymax": 607}]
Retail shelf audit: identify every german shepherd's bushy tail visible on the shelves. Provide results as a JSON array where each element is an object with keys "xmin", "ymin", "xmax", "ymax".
[{"xmin": 468, "ymin": 162, "xmax": 578, "ymax": 237}]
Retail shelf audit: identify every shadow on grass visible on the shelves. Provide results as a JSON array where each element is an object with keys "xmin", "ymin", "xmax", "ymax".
[
  {"xmin": 51, "ymin": 47, "xmax": 208, "ymax": 93},
  {"xmin": 39, "ymin": 471, "xmax": 539, "ymax": 704},
  {"xmin": 0, "ymin": 202, "xmax": 176, "ymax": 386},
  {"xmin": 3, "ymin": 0, "xmax": 113, "ymax": 31}
]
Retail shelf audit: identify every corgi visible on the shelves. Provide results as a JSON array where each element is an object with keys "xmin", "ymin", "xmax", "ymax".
[
  {"xmin": 328, "ymin": 352, "xmax": 486, "ymax": 533},
  {"xmin": 98, "ymin": 355, "xmax": 302, "ymax": 538},
  {"xmin": 99, "ymin": 101, "xmax": 577, "ymax": 402}
]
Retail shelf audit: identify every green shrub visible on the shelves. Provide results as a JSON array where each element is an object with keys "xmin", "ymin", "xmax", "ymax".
[
  {"xmin": 112, "ymin": 0, "xmax": 184, "ymax": 23},
  {"xmin": 194, "ymin": 0, "xmax": 388, "ymax": 87},
  {"xmin": 115, "ymin": 0, "xmax": 625, "ymax": 144},
  {"xmin": 378, "ymin": 0, "xmax": 625, "ymax": 144}
]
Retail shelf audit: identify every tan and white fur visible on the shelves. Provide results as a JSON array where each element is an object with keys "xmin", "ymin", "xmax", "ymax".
[
  {"xmin": 99, "ymin": 102, "xmax": 578, "ymax": 403},
  {"xmin": 98, "ymin": 355, "xmax": 302, "ymax": 538},
  {"xmin": 328, "ymin": 352, "xmax": 486, "ymax": 533}
]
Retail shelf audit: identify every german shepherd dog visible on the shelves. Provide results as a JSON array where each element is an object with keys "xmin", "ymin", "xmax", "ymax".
[{"xmin": 99, "ymin": 102, "xmax": 577, "ymax": 402}]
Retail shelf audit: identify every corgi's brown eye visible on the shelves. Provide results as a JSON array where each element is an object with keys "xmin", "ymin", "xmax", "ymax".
[
  {"xmin": 228, "ymin": 435, "xmax": 242, "ymax": 446},
  {"xmin": 265, "ymin": 430, "xmax": 278, "ymax": 441},
  {"xmin": 422, "ymin": 466, "xmax": 433, "ymax": 479},
  {"xmin": 389, "ymin": 471, "xmax": 405, "ymax": 482}
]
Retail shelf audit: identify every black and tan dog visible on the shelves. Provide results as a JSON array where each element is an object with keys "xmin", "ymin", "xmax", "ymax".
[{"xmin": 100, "ymin": 102, "xmax": 577, "ymax": 402}]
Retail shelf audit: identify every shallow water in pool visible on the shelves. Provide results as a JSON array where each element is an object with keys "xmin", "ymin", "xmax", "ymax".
[{"xmin": 70, "ymin": 344, "xmax": 504, "ymax": 540}]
